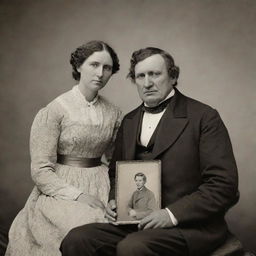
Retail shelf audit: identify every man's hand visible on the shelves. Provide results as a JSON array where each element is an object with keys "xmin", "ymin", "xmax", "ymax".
[
  {"xmin": 77, "ymin": 194, "xmax": 105, "ymax": 210},
  {"xmin": 128, "ymin": 209, "xmax": 137, "ymax": 218},
  {"xmin": 105, "ymin": 199, "xmax": 117, "ymax": 222},
  {"xmin": 138, "ymin": 209, "xmax": 174, "ymax": 230}
]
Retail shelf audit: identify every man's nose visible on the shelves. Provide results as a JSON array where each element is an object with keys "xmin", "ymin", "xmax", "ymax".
[{"xmin": 144, "ymin": 75, "xmax": 153, "ymax": 88}]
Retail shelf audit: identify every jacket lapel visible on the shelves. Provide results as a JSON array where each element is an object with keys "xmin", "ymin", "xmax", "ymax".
[
  {"xmin": 152, "ymin": 89, "xmax": 189, "ymax": 158},
  {"xmin": 123, "ymin": 89, "xmax": 189, "ymax": 159},
  {"xmin": 123, "ymin": 106, "xmax": 143, "ymax": 159}
]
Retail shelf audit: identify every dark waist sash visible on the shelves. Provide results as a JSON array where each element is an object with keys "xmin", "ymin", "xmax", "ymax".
[{"xmin": 57, "ymin": 154, "xmax": 101, "ymax": 168}]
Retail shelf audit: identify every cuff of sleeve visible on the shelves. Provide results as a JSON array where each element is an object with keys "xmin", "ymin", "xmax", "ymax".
[
  {"xmin": 63, "ymin": 187, "xmax": 83, "ymax": 201},
  {"xmin": 165, "ymin": 208, "xmax": 178, "ymax": 226},
  {"xmin": 74, "ymin": 192, "xmax": 83, "ymax": 201}
]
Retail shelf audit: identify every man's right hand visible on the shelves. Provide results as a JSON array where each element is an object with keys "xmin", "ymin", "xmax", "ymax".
[
  {"xmin": 105, "ymin": 199, "xmax": 117, "ymax": 222},
  {"xmin": 128, "ymin": 209, "xmax": 137, "ymax": 218}
]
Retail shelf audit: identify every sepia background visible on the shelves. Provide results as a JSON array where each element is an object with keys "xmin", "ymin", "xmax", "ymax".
[{"xmin": 0, "ymin": 0, "xmax": 255, "ymax": 254}]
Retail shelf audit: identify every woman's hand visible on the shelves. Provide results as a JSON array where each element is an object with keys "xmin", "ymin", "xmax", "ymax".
[
  {"xmin": 77, "ymin": 193, "xmax": 105, "ymax": 210},
  {"xmin": 105, "ymin": 199, "xmax": 117, "ymax": 222}
]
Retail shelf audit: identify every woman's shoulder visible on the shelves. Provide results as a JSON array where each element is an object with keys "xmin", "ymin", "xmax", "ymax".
[
  {"xmin": 46, "ymin": 87, "xmax": 79, "ymax": 113},
  {"xmin": 33, "ymin": 88, "xmax": 74, "ymax": 124},
  {"xmin": 99, "ymin": 95, "xmax": 122, "ymax": 117},
  {"xmin": 53, "ymin": 87, "xmax": 75, "ymax": 106}
]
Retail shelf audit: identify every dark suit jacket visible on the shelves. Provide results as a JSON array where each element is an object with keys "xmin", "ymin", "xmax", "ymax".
[
  {"xmin": 109, "ymin": 89, "xmax": 239, "ymax": 255},
  {"xmin": 128, "ymin": 186, "xmax": 157, "ymax": 220}
]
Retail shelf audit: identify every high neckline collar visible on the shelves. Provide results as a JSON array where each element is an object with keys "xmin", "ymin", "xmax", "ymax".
[
  {"xmin": 73, "ymin": 85, "xmax": 99, "ymax": 106},
  {"xmin": 137, "ymin": 186, "xmax": 146, "ymax": 192}
]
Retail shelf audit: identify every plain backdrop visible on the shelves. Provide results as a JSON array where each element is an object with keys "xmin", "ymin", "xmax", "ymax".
[{"xmin": 0, "ymin": 0, "xmax": 255, "ymax": 253}]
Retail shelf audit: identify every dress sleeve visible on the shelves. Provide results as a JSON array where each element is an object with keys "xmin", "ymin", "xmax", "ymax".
[
  {"xmin": 30, "ymin": 101, "xmax": 83, "ymax": 200},
  {"xmin": 104, "ymin": 108, "xmax": 123, "ymax": 162}
]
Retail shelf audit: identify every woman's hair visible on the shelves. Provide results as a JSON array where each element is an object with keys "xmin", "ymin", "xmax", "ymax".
[
  {"xmin": 127, "ymin": 47, "xmax": 180, "ymax": 87},
  {"xmin": 70, "ymin": 40, "xmax": 120, "ymax": 81}
]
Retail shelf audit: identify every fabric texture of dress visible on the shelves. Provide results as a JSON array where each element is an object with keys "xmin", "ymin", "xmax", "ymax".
[{"xmin": 5, "ymin": 85, "xmax": 122, "ymax": 256}]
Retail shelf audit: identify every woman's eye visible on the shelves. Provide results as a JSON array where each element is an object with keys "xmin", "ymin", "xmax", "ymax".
[
  {"xmin": 104, "ymin": 65, "xmax": 112, "ymax": 71},
  {"xmin": 91, "ymin": 63, "xmax": 99, "ymax": 67}
]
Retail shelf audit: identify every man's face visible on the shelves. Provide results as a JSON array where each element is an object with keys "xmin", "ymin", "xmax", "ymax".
[
  {"xmin": 135, "ymin": 176, "xmax": 145, "ymax": 189},
  {"xmin": 134, "ymin": 54, "xmax": 176, "ymax": 107}
]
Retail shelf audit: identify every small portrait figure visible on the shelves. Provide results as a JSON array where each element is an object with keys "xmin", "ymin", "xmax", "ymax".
[{"xmin": 127, "ymin": 172, "xmax": 157, "ymax": 220}]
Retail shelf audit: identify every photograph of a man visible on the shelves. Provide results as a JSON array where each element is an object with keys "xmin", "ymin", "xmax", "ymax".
[{"xmin": 128, "ymin": 172, "xmax": 157, "ymax": 220}]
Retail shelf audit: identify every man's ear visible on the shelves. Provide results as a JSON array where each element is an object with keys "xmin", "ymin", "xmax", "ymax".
[{"xmin": 170, "ymin": 77, "xmax": 177, "ymax": 86}]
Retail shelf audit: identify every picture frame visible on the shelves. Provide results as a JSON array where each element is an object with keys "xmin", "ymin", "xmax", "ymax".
[{"xmin": 115, "ymin": 160, "xmax": 161, "ymax": 224}]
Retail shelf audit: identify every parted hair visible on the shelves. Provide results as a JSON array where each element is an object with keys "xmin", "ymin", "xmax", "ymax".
[
  {"xmin": 134, "ymin": 172, "xmax": 147, "ymax": 182},
  {"xmin": 127, "ymin": 47, "xmax": 180, "ymax": 87},
  {"xmin": 70, "ymin": 40, "xmax": 120, "ymax": 81}
]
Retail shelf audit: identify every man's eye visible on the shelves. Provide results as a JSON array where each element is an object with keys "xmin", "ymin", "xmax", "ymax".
[
  {"xmin": 136, "ymin": 74, "xmax": 145, "ymax": 79},
  {"xmin": 147, "ymin": 71, "xmax": 160, "ymax": 77}
]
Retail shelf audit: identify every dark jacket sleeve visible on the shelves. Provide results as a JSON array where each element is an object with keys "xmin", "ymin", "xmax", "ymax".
[
  {"xmin": 169, "ymin": 108, "xmax": 239, "ymax": 224},
  {"xmin": 135, "ymin": 190, "xmax": 157, "ymax": 220},
  {"xmin": 127, "ymin": 192, "xmax": 134, "ymax": 209},
  {"xmin": 108, "ymin": 120, "xmax": 124, "ymax": 201}
]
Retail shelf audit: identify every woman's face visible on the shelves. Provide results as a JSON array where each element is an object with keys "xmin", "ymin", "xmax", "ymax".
[{"xmin": 78, "ymin": 50, "xmax": 113, "ymax": 92}]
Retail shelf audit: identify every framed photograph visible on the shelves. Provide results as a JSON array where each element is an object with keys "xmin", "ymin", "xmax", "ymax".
[{"xmin": 115, "ymin": 160, "xmax": 161, "ymax": 224}]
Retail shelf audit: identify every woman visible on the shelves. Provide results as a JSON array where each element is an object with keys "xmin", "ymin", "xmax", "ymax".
[{"xmin": 5, "ymin": 40, "xmax": 122, "ymax": 256}]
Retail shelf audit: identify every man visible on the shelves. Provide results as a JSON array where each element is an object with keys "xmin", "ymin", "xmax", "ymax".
[
  {"xmin": 128, "ymin": 173, "xmax": 157, "ymax": 220},
  {"xmin": 60, "ymin": 47, "xmax": 239, "ymax": 256}
]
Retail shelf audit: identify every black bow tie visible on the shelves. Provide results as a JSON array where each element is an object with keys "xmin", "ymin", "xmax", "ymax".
[{"xmin": 142, "ymin": 97, "xmax": 172, "ymax": 114}]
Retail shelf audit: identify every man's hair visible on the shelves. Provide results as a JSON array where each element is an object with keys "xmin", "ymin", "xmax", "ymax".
[
  {"xmin": 127, "ymin": 47, "xmax": 180, "ymax": 87},
  {"xmin": 134, "ymin": 172, "xmax": 147, "ymax": 182}
]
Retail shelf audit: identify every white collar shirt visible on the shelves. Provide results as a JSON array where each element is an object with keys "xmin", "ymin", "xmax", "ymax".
[{"xmin": 140, "ymin": 89, "xmax": 175, "ymax": 147}]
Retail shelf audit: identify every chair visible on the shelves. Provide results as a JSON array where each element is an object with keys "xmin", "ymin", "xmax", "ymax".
[
  {"xmin": 209, "ymin": 233, "xmax": 255, "ymax": 256},
  {"xmin": 0, "ymin": 226, "xmax": 8, "ymax": 256}
]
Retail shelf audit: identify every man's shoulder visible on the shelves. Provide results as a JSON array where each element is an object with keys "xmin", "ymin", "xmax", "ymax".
[
  {"xmin": 144, "ymin": 187, "xmax": 154, "ymax": 195},
  {"xmin": 178, "ymin": 90, "xmax": 217, "ymax": 117},
  {"xmin": 123, "ymin": 105, "xmax": 142, "ymax": 120},
  {"xmin": 179, "ymin": 90, "xmax": 212, "ymax": 109},
  {"xmin": 121, "ymin": 90, "xmax": 219, "ymax": 121}
]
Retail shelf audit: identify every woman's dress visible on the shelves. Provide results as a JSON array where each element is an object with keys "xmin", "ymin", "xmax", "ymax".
[{"xmin": 5, "ymin": 85, "xmax": 122, "ymax": 256}]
